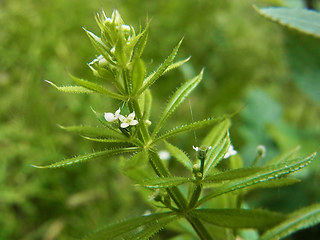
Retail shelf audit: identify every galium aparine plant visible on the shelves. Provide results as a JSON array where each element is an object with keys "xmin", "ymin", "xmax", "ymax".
[{"xmin": 35, "ymin": 10, "xmax": 320, "ymax": 240}]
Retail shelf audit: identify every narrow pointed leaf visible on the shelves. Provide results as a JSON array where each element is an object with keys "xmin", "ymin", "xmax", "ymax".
[
  {"xmin": 84, "ymin": 28, "xmax": 115, "ymax": 64},
  {"xmin": 133, "ymin": 23, "xmax": 149, "ymax": 59},
  {"xmin": 163, "ymin": 56, "xmax": 191, "ymax": 74},
  {"xmin": 128, "ymin": 214, "xmax": 180, "ymax": 240},
  {"xmin": 137, "ymin": 38, "xmax": 183, "ymax": 95},
  {"xmin": 267, "ymin": 146, "xmax": 300, "ymax": 166},
  {"xmin": 127, "ymin": 23, "xmax": 149, "ymax": 57},
  {"xmin": 59, "ymin": 125, "xmax": 126, "ymax": 140},
  {"xmin": 198, "ymin": 153, "xmax": 316, "ymax": 206},
  {"xmin": 152, "ymin": 117, "xmax": 225, "ymax": 145},
  {"xmin": 33, "ymin": 147, "xmax": 139, "ymax": 168},
  {"xmin": 45, "ymin": 80, "xmax": 94, "ymax": 94},
  {"xmin": 240, "ymin": 178, "xmax": 301, "ymax": 192},
  {"xmin": 81, "ymin": 136, "xmax": 129, "ymax": 143},
  {"xmin": 203, "ymin": 132, "xmax": 230, "ymax": 178},
  {"xmin": 138, "ymin": 177, "xmax": 192, "ymax": 188},
  {"xmin": 191, "ymin": 208, "xmax": 286, "ymax": 229},
  {"xmin": 132, "ymin": 58, "xmax": 146, "ymax": 94},
  {"xmin": 152, "ymin": 70, "xmax": 203, "ymax": 137},
  {"xmin": 203, "ymin": 167, "xmax": 264, "ymax": 183},
  {"xmin": 70, "ymin": 75, "xmax": 125, "ymax": 100},
  {"xmin": 260, "ymin": 203, "xmax": 320, "ymax": 240},
  {"xmin": 82, "ymin": 212, "xmax": 177, "ymax": 240},
  {"xmin": 255, "ymin": 7, "xmax": 320, "ymax": 38},
  {"xmin": 143, "ymin": 89, "xmax": 152, "ymax": 120},
  {"xmin": 165, "ymin": 141, "xmax": 193, "ymax": 171},
  {"xmin": 202, "ymin": 119, "xmax": 231, "ymax": 147}
]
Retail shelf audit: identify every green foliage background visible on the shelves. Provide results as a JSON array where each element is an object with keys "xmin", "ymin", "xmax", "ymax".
[{"xmin": 0, "ymin": 0, "xmax": 319, "ymax": 239}]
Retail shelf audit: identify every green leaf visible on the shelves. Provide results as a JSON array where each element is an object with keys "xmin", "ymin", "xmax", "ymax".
[
  {"xmin": 58, "ymin": 125, "xmax": 126, "ymax": 140},
  {"xmin": 152, "ymin": 117, "xmax": 225, "ymax": 145},
  {"xmin": 191, "ymin": 208, "xmax": 286, "ymax": 230},
  {"xmin": 203, "ymin": 167, "xmax": 264, "ymax": 183},
  {"xmin": 267, "ymin": 146, "xmax": 300, "ymax": 165},
  {"xmin": 132, "ymin": 58, "xmax": 146, "ymax": 94},
  {"xmin": 241, "ymin": 178, "xmax": 301, "ymax": 192},
  {"xmin": 70, "ymin": 75, "xmax": 126, "ymax": 100},
  {"xmin": 82, "ymin": 212, "xmax": 177, "ymax": 240},
  {"xmin": 165, "ymin": 141, "xmax": 193, "ymax": 171},
  {"xmin": 255, "ymin": 7, "xmax": 320, "ymax": 38},
  {"xmin": 260, "ymin": 203, "xmax": 320, "ymax": 240},
  {"xmin": 45, "ymin": 80, "xmax": 94, "ymax": 94},
  {"xmin": 143, "ymin": 89, "xmax": 152, "ymax": 120},
  {"xmin": 163, "ymin": 56, "xmax": 191, "ymax": 74},
  {"xmin": 138, "ymin": 177, "xmax": 192, "ymax": 188},
  {"xmin": 121, "ymin": 151, "xmax": 153, "ymax": 181},
  {"xmin": 198, "ymin": 153, "xmax": 316, "ymax": 206},
  {"xmin": 133, "ymin": 23, "xmax": 149, "ymax": 59},
  {"xmin": 137, "ymin": 38, "xmax": 183, "ymax": 95},
  {"xmin": 32, "ymin": 147, "xmax": 139, "ymax": 168},
  {"xmin": 126, "ymin": 22, "xmax": 149, "ymax": 58},
  {"xmin": 81, "ymin": 136, "xmax": 129, "ymax": 143},
  {"xmin": 127, "ymin": 214, "xmax": 180, "ymax": 240},
  {"xmin": 203, "ymin": 131, "xmax": 231, "ymax": 178},
  {"xmin": 83, "ymin": 28, "xmax": 115, "ymax": 65},
  {"xmin": 152, "ymin": 70, "xmax": 203, "ymax": 137},
  {"xmin": 202, "ymin": 119, "xmax": 231, "ymax": 147}
]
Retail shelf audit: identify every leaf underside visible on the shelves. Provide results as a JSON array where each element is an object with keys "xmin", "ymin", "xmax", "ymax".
[
  {"xmin": 198, "ymin": 153, "xmax": 316, "ymax": 206},
  {"xmin": 191, "ymin": 208, "xmax": 286, "ymax": 229},
  {"xmin": 256, "ymin": 7, "xmax": 320, "ymax": 38},
  {"xmin": 260, "ymin": 203, "xmax": 320, "ymax": 240},
  {"xmin": 82, "ymin": 212, "xmax": 178, "ymax": 240}
]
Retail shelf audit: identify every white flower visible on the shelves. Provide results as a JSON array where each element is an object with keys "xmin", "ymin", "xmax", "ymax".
[
  {"xmin": 193, "ymin": 146, "xmax": 199, "ymax": 152},
  {"xmin": 104, "ymin": 108, "xmax": 121, "ymax": 122},
  {"xmin": 224, "ymin": 145, "xmax": 237, "ymax": 159},
  {"xmin": 97, "ymin": 55, "xmax": 107, "ymax": 67},
  {"xmin": 119, "ymin": 112, "xmax": 138, "ymax": 128},
  {"xmin": 158, "ymin": 150, "xmax": 170, "ymax": 160}
]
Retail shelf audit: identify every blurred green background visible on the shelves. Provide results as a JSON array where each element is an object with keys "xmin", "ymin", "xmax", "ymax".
[{"xmin": 0, "ymin": 0, "xmax": 319, "ymax": 239}]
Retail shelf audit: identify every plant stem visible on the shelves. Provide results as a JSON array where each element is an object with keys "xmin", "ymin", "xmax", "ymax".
[
  {"xmin": 188, "ymin": 184, "xmax": 202, "ymax": 209},
  {"xmin": 148, "ymin": 150, "xmax": 187, "ymax": 210},
  {"xmin": 186, "ymin": 216, "xmax": 213, "ymax": 240}
]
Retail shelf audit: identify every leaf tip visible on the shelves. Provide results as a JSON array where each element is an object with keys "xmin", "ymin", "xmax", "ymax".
[{"xmin": 30, "ymin": 164, "xmax": 47, "ymax": 169}]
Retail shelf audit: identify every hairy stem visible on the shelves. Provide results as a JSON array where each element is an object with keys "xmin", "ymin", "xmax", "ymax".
[{"xmin": 187, "ymin": 216, "xmax": 213, "ymax": 240}]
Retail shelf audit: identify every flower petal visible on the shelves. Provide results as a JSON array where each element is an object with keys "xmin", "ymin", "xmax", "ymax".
[
  {"xmin": 104, "ymin": 112, "xmax": 117, "ymax": 122},
  {"xmin": 121, "ymin": 122, "xmax": 130, "ymax": 128},
  {"xmin": 129, "ymin": 120, "xmax": 138, "ymax": 126},
  {"xmin": 115, "ymin": 108, "xmax": 121, "ymax": 118},
  {"xmin": 224, "ymin": 145, "xmax": 237, "ymax": 159},
  {"xmin": 119, "ymin": 115, "xmax": 126, "ymax": 122},
  {"xmin": 127, "ymin": 112, "xmax": 135, "ymax": 120}
]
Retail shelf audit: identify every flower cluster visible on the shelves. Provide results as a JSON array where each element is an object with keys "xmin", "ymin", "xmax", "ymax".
[
  {"xmin": 104, "ymin": 108, "xmax": 138, "ymax": 128},
  {"xmin": 193, "ymin": 145, "xmax": 237, "ymax": 159}
]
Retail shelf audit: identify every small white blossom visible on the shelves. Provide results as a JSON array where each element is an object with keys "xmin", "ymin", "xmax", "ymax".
[
  {"xmin": 145, "ymin": 120, "xmax": 152, "ymax": 126},
  {"xmin": 97, "ymin": 55, "xmax": 107, "ymax": 67},
  {"xmin": 104, "ymin": 108, "xmax": 121, "ymax": 122},
  {"xmin": 122, "ymin": 24, "xmax": 131, "ymax": 31},
  {"xmin": 193, "ymin": 146, "xmax": 199, "ymax": 152},
  {"xmin": 257, "ymin": 145, "xmax": 266, "ymax": 158},
  {"xmin": 110, "ymin": 47, "xmax": 115, "ymax": 54},
  {"xmin": 89, "ymin": 55, "xmax": 107, "ymax": 67},
  {"xmin": 224, "ymin": 145, "xmax": 237, "ymax": 159},
  {"xmin": 158, "ymin": 150, "xmax": 170, "ymax": 160},
  {"xmin": 119, "ymin": 112, "xmax": 138, "ymax": 128}
]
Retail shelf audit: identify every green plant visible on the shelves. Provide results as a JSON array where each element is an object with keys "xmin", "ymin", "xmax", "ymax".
[{"xmin": 35, "ymin": 10, "xmax": 320, "ymax": 240}]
